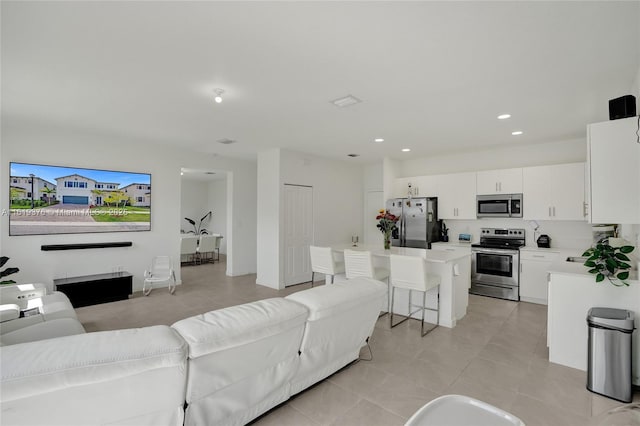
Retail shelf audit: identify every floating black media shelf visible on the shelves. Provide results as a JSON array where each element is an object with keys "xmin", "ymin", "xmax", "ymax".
[{"xmin": 41, "ymin": 242, "xmax": 133, "ymax": 251}]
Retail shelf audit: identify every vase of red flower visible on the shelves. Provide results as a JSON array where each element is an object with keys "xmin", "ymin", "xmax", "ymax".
[{"xmin": 376, "ymin": 209, "xmax": 399, "ymax": 250}]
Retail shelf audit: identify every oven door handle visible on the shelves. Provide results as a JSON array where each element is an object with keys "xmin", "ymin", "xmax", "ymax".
[
  {"xmin": 472, "ymin": 248, "xmax": 519, "ymax": 256},
  {"xmin": 507, "ymin": 196, "xmax": 513, "ymax": 217}
]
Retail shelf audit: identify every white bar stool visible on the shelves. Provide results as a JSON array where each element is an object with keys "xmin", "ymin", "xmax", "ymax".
[
  {"xmin": 389, "ymin": 254, "xmax": 440, "ymax": 337},
  {"xmin": 343, "ymin": 249, "xmax": 390, "ymax": 314},
  {"xmin": 309, "ymin": 246, "xmax": 345, "ymax": 286}
]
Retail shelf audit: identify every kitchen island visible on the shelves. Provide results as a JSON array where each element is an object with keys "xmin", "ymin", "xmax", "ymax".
[
  {"xmin": 331, "ymin": 244, "xmax": 471, "ymax": 328},
  {"xmin": 547, "ymin": 258, "xmax": 640, "ymax": 386}
]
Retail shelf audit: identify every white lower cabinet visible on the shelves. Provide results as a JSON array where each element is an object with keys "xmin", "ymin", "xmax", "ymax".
[{"xmin": 519, "ymin": 250, "xmax": 560, "ymax": 305}]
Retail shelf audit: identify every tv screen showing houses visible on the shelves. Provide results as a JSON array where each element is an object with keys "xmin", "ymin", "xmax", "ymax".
[{"xmin": 9, "ymin": 162, "xmax": 151, "ymax": 235}]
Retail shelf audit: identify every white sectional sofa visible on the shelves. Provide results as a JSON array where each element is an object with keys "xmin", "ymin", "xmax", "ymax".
[{"xmin": 1, "ymin": 277, "xmax": 386, "ymax": 426}]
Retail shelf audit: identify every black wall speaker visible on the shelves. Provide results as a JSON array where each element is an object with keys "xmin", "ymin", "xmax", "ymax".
[{"xmin": 609, "ymin": 95, "xmax": 636, "ymax": 120}]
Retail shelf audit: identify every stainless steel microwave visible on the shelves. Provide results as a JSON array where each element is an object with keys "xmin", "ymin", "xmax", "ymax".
[{"xmin": 476, "ymin": 194, "xmax": 523, "ymax": 218}]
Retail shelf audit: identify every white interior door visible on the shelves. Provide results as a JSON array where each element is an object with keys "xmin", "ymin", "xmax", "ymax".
[
  {"xmin": 365, "ymin": 191, "xmax": 384, "ymax": 245},
  {"xmin": 284, "ymin": 184, "xmax": 313, "ymax": 287}
]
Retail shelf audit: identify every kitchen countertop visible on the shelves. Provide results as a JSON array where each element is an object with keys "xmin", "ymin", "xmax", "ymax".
[
  {"xmin": 547, "ymin": 250, "xmax": 640, "ymax": 282},
  {"xmin": 332, "ymin": 244, "xmax": 470, "ymax": 263},
  {"xmin": 431, "ymin": 241, "xmax": 475, "ymax": 248},
  {"xmin": 519, "ymin": 246, "xmax": 563, "ymax": 253}
]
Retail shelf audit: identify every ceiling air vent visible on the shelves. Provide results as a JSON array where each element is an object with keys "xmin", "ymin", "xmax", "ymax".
[
  {"xmin": 217, "ymin": 138, "xmax": 236, "ymax": 145},
  {"xmin": 347, "ymin": 154, "xmax": 360, "ymax": 158},
  {"xmin": 330, "ymin": 95, "xmax": 362, "ymax": 108},
  {"xmin": 204, "ymin": 172, "xmax": 216, "ymax": 175}
]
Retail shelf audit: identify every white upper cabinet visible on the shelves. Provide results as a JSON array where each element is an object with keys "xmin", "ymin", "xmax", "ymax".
[
  {"xmin": 392, "ymin": 177, "xmax": 411, "ymax": 198},
  {"xmin": 411, "ymin": 175, "xmax": 439, "ymax": 197},
  {"xmin": 437, "ymin": 172, "xmax": 477, "ymax": 219},
  {"xmin": 392, "ymin": 176, "xmax": 438, "ymax": 199},
  {"xmin": 588, "ymin": 117, "xmax": 640, "ymax": 224},
  {"xmin": 523, "ymin": 163, "xmax": 586, "ymax": 221},
  {"xmin": 476, "ymin": 168, "xmax": 523, "ymax": 195}
]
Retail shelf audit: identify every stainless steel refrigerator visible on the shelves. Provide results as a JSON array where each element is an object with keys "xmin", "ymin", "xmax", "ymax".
[{"xmin": 386, "ymin": 197, "xmax": 440, "ymax": 249}]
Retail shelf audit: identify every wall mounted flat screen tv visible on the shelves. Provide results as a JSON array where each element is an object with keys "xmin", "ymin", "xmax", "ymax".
[{"xmin": 9, "ymin": 162, "xmax": 151, "ymax": 236}]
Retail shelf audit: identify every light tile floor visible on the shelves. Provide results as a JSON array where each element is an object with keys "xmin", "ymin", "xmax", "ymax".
[{"xmin": 75, "ymin": 259, "xmax": 639, "ymax": 426}]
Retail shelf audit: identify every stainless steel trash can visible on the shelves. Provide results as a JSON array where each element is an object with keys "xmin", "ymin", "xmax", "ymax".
[{"xmin": 586, "ymin": 307, "xmax": 635, "ymax": 403}]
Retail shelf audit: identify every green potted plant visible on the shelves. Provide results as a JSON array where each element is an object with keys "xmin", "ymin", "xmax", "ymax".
[
  {"xmin": 582, "ymin": 243, "xmax": 635, "ymax": 286},
  {"xmin": 0, "ymin": 256, "xmax": 20, "ymax": 285}
]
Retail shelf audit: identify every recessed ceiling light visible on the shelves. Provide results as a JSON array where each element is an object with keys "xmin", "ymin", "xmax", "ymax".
[
  {"xmin": 374, "ymin": 138, "xmax": 384, "ymax": 143},
  {"xmin": 330, "ymin": 95, "xmax": 362, "ymax": 108},
  {"xmin": 497, "ymin": 114, "xmax": 511, "ymax": 120},
  {"xmin": 402, "ymin": 148, "xmax": 411, "ymax": 152},
  {"xmin": 347, "ymin": 153, "xmax": 360, "ymax": 157},
  {"xmin": 511, "ymin": 131, "xmax": 523, "ymax": 136}
]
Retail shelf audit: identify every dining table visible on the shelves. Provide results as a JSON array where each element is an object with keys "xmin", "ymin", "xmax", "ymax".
[{"xmin": 330, "ymin": 244, "xmax": 471, "ymax": 328}]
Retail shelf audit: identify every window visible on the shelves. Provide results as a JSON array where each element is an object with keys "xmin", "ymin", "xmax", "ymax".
[
  {"xmin": 137, "ymin": 197, "xmax": 144, "ymax": 202},
  {"xmin": 65, "ymin": 181, "xmax": 87, "ymax": 188},
  {"xmin": 12, "ymin": 179, "xmax": 17, "ymax": 184},
  {"xmin": 96, "ymin": 184, "xmax": 103, "ymax": 189},
  {"xmin": 27, "ymin": 192, "xmax": 32, "ymax": 197}
]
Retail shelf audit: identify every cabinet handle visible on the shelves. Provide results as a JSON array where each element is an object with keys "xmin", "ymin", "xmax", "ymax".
[
  {"xmin": 495, "ymin": 182, "xmax": 498, "ymax": 192},
  {"xmin": 548, "ymin": 207, "xmax": 552, "ymax": 217},
  {"xmin": 553, "ymin": 206, "xmax": 556, "ymax": 217},
  {"xmin": 583, "ymin": 202, "xmax": 588, "ymax": 217},
  {"xmin": 520, "ymin": 263, "xmax": 523, "ymax": 273},
  {"xmin": 533, "ymin": 255, "xmax": 545, "ymax": 258},
  {"xmin": 499, "ymin": 182, "xmax": 502, "ymax": 192}
]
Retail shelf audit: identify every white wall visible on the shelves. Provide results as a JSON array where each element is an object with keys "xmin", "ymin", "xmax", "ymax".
[
  {"xmin": 180, "ymin": 180, "xmax": 209, "ymax": 234},
  {"xmin": 280, "ymin": 149, "xmax": 363, "ymax": 247},
  {"xmin": 256, "ymin": 148, "xmax": 363, "ymax": 289},
  {"xmin": 256, "ymin": 149, "xmax": 281, "ymax": 288},
  {"xmin": 400, "ymin": 138, "xmax": 586, "ymax": 177},
  {"xmin": 1, "ymin": 120, "xmax": 257, "ymax": 291},
  {"xmin": 207, "ymin": 178, "xmax": 227, "ymax": 254}
]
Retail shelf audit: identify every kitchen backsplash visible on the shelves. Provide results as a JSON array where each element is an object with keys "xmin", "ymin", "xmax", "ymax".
[{"xmin": 443, "ymin": 218, "xmax": 593, "ymax": 250}]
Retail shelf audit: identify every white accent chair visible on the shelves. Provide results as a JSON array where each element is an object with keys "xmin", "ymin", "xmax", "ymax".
[
  {"xmin": 389, "ymin": 254, "xmax": 441, "ymax": 337},
  {"xmin": 143, "ymin": 256, "xmax": 177, "ymax": 296},
  {"xmin": 405, "ymin": 395, "xmax": 525, "ymax": 426},
  {"xmin": 309, "ymin": 246, "xmax": 345, "ymax": 286},
  {"xmin": 180, "ymin": 236, "xmax": 198, "ymax": 265},
  {"xmin": 196, "ymin": 235, "xmax": 216, "ymax": 264}
]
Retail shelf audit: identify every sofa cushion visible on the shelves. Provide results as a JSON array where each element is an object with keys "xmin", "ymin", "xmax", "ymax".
[
  {"xmin": 1, "ymin": 325, "xmax": 188, "ymax": 425},
  {"xmin": 172, "ymin": 297, "xmax": 308, "ymax": 359},
  {"xmin": 0, "ymin": 317, "xmax": 85, "ymax": 346},
  {"xmin": 285, "ymin": 277, "xmax": 387, "ymax": 321}
]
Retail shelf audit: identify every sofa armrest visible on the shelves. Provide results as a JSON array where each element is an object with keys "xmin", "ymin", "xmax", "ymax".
[{"xmin": 0, "ymin": 304, "xmax": 20, "ymax": 323}]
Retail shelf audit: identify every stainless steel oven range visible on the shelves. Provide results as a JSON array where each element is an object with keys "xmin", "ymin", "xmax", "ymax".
[{"xmin": 470, "ymin": 228, "xmax": 525, "ymax": 301}]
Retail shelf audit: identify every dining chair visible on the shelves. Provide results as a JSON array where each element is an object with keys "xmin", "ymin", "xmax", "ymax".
[
  {"xmin": 309, "ymin": 246, "xmax": 345, "ymax": 287},
  {"xmin": 389, "ymin": 254, "xmax": 440, "ymax": 337},
  {"xmin": 180, "ymin": 236, "xmax": 198, "ymax": 265},
  {"xmin": 143, "ymin": 256, "xmax": 177, "ymax": 296},
  {"xmin": 196, "ymin": 235, "xmax": 216, "ymax": 264},
  {"xmin": 212, "ymin": 234, "xmax": 223, "ymax": 262}
]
